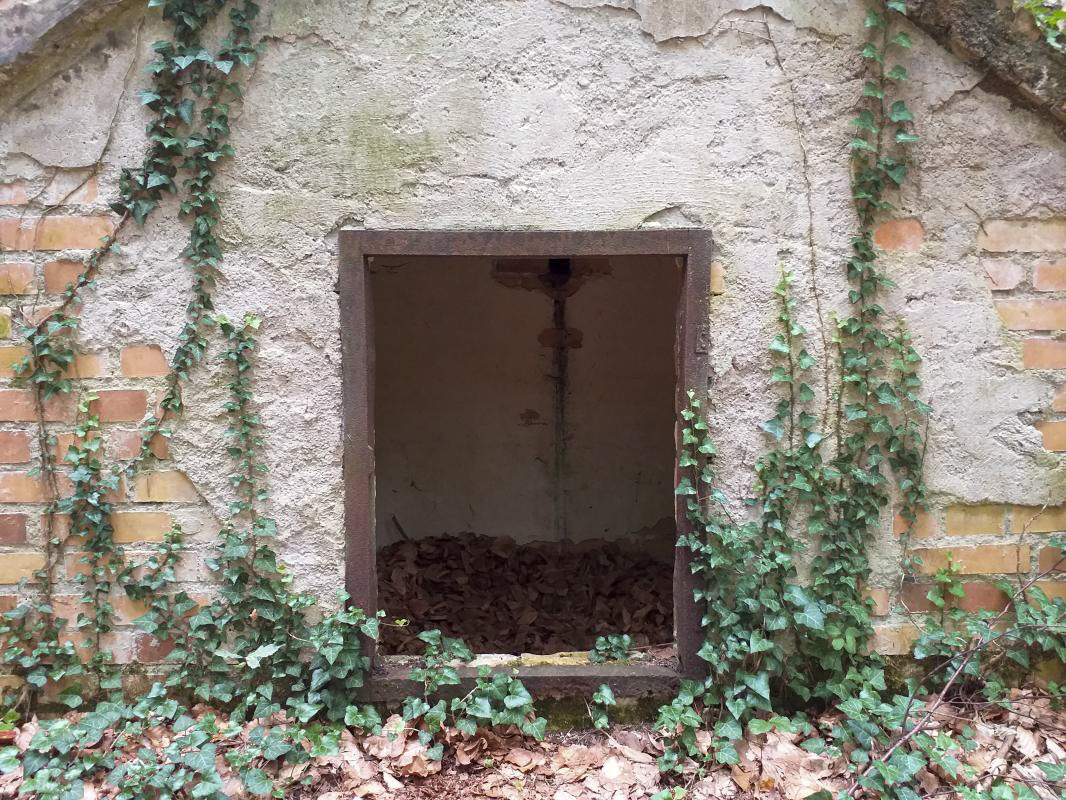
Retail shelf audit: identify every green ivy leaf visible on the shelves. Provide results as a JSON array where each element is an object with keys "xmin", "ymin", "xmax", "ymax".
[{"xmin": 242, "ymin": 768, "xmax": 273, "ymax": 796}]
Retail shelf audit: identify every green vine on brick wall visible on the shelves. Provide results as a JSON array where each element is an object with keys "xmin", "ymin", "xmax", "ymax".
[
  {"xmin": 654, "ymin": 0, "xmax": 928, "ymax": 781},
  {"xmin": 2, "ymin": 0, "xmax": 261, "ymax": 706}
]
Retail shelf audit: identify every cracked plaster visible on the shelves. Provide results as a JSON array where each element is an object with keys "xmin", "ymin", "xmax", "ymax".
[{"xmin": 0, "ymin": 0, "xmax": 1064, "ymax": 617}]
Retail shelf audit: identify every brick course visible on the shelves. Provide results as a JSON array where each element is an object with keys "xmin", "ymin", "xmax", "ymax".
[
  {"xmin": 944, "ymin": 504, "xmax": 1008, "ymax": 535},
  {"xmin": 0, "ymin": 431, "xmax": 30, "ymax": 463},
  {"xmin": 901, "ymin": 582, "xmax": 1010, "ymax": 612},
  {"xmin": 1023, "ymin": 339, "xmax": 1066, "ymax": 368},
  {"xmin": 90, "ymin": 390, "xmax": 147, "ymax": 422},
  {"xmin": 978, "ymin": 219, "xmax": 1066, "ymax": 252},
  {"xmin": 120, "ymin": 345, "xmax": 169, "ymax": 377},
  {"xmin": 911, "ymin": 544, "xmax": 1030, "ymax": 575},
  {"xmin": 0, "ymin": 263, "xmax": 34, "ymax": 295},
  {"xmin": 0, "ymin": 514, "xmax": 27, "ymax": 545},
  {"xmin": 996, "ymin": 299, "xmax": 1066, "ymax": 330},
  {"xmin": 0, "ymin": 216, "xmax": 114, "ymax": 251},
  {"xmin": 0, "ymin": 553, "xmax": 45, "ymax": 584},
  {"xmin": 131, "ymin": 471, "xmax": 198, "ymax": 503},
  {"xmin": 43, "ymin": 260, "xmax": 86, "ymax": 293},
  {"xmin": 0, "ymin": 390, "xmax": 75, "ymax": 422},
  {"xmin": 873, "ymin": 218, "xmax": 923, "ymax": 252},
  {"xmin": 1035, "ymin": 261, "xmax": 1066, "ymax": 291}
]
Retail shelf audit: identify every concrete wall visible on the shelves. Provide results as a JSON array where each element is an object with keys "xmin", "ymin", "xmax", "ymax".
[
  {"xmin": 0, "ymin": 0, "xmax": 1065, "ymax": 660},
  {"xmin": 372, "ymin": 255, "xmax": 677, "ymax": 549}
]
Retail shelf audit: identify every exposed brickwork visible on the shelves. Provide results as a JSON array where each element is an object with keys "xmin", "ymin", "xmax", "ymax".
[
  {"xmin": 1023, "ymin": 339, "xmax": 1066, "ymax": 368},
  {"xmin": 1035, "ymin": 582, "xmax": 1066, "ymax": 600},
  {"xmin": 1011, "ymin": 505, "xmax": 1066, "ymax": 533},
  {"xmin": 911, "ymin": 544, "xmax": 1030, "ymax": 575},
  {"xmin": 112, "ymin": 511, "xmax": 172, "ymax": 543},
  {"xmin": 0, "ymin": 182, "xmax": 28, "ymax": 205},
  {"xmin": 134, "ymin": 634, "xmax": 175, "ymax": 662},
  {"xmin": 995, "ymin": 299, "xmax": 1066, "ymax": 330},
  {"xmin": 120, "ymin": 345, "xmax": 169, "ymax": 377},
  {"xmin": 0, "ymin": 263, "xmax": 35, "ymax": 295},
  {"xmin": 0, "ymin": 389, "xmax": 75, "ymax": 422},
  {"xmin": 1055, "ymin": 387, "xmax": 1066, "ymax": 413},
  {"xmin": 0, "ymin": 472, "xmax": 47, "ymax": 503},
  {"xmin": 0, "ymin": 431, "xmax": 30, "ymax": 463},
  {"xmin": 0, "ymin": 309, "xmax": 10, "ymax": 338},
  {"xmin": 0, "ymin": 553, "xmax": 45, "ymax": 584},
  {"xmin": 90, "ymin": 390, "xmax": 147, "ymax": 422},
  {"xmin": 65, "ymin": 353, "xmax": 104, "ymax": 379},
  {"xmin": 1039, "ymin": 547, "xmax": 1064, "ymax": 573},
  {"xmin": 982, "ymin": 259, "xmax": 1024, "ymax": 290},
  {"xmin": 869, "ymin": 624, "xmax": 919, "ymax": 656},
  {"xmin": 901, "ymin": 582, "xmax": 1009, "ymax": 612},
  {"xmin": 977, "ymin": 219, "xmax": 1066, "ymax": 252},
  {"xmin": 0, "ymin": 514, "xmax": 27, "ymax": 545},
  {"xmin": 0, "ymin": 345, "xmax": 29, "ymax": 378},
  {"xmin": 893, "ymin": 509, "xmax": 937, "ymax": 537},
  {"xmin": 873, "ymin": 218, "xmax": 923, "ymax": 252},
  {"xmin": 710, "ymin": 261, "xmax": 725, "ymax": 295},
  {"xmin": 108, "ymin": 429, "xmax": 169, "ymax": 460},
  {"xmin": 131, "ymin": 471, "xmax": 198, "ymax": 503},
  {"xmin": 1034, "ymin": 261, "xmax": 1066, "ymax": 291},
  {"xmin": 43, "ymin": 259, "xmax": 86, "ymax": 293},
  {"xmin": 944, "ymin": 504, "xmax": 1008, "ymax": 535},
  {"xmin": 1036, "ymin": 421, "xmax": 1066, "ymax": 451},
  {"xmin": 0, "ymin": 216, "xmax": 114, "ymax": 251},
  {"xmin": 864, "ymin": 587, "xmax": 890, "ymax": 616}
]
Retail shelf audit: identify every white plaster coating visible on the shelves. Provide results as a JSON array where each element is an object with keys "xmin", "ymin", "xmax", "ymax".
[{"xmin": 0, "ymin": 0, "xmax": 1063, "ymax": 626}]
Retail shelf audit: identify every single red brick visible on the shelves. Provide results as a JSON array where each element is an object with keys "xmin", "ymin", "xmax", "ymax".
[
  {"xmin": 0, "ymin": 431, "xmax": 30, "ymax": 463},
  {"xmin": 0, "ymin": 595, "xmax": 16, "ymax": 613},
  {"xmin": 134, "ymin": 634, "xmax": 175, "ymax": 663},
  {"xmin": 43, "ymin": 260, "xmax": 86, "ymax": 293},
  {"xmin": 120, "ymin": 345, "xmax": 169, "ymax": 377},
  {"xmin": 982, "ymin": 259, "xmax": 1025, "ymax": 290},
  {"xmin": 108, "ymin": 429, "xmax": 169, "ymax": 460},
  {"xmin": 996, "ymin": 299, "xmax": 1066, "ymax": 331},
  {"xmin": 873, "ymin": 219, "xmax": 923, "ymax": 253},
  {"xmin": 0, "ymin": 390, "xmax": 76, "ymax": 422},
  {"xmin": 1037, "ymin": 421, "xmax": 1066, "ymax": 451},
  {"xmin": 0, "ymin": 514, "xmax": 27, "ymax": 545},
  {"xmin": 90, "ymin": 390, "xmax": 147, "ymax": 423},
  {"xmin": 1039, "ymin": 546, "xmax": 1065, "ymax": 573},
  {"xmin": 0, "ymin": 216, "xmax": 114, "ymax": 251},
  {"xmin": 978, "ymin": 219, "xmax": 1066, "ymax": 253},
  {"xmin": 911, "ymin": 545, "xmax": 1030, "ymax": 575},
  {"xmin": 893, "ymin": 509, "xmax": 937, "ymax": 537},
  {"xmin": 0, "ymin": 263, "xmax": 34, "ymax": 295},
  {"xmin": 1035, "ymin": 261, "xmax": 1066, "ymax": 291},
  {"xmin": 0, "ymin": 473, "xmax": 47, "ymax": 503},
  {"xmin": 1023, "ymin": 339, "xmax": 1066, "ymax": 369},
  {"xmin": 1054, "ymin": 387, "xmax": 1066, "ymax": 412},
  {"xmin": 901, "ymin": 582, "xmax": 1010, "ymax": 613}
]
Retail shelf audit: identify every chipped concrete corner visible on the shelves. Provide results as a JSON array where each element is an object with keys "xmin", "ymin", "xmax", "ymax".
[{"xmin": 0, "ymin": 0, "xmax": 1065, "ymax": 661}]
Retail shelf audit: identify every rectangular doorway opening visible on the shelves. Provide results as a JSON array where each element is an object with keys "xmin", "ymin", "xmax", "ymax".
[
  {"xmin": 340, "ymin": 231, "xmax": 712, "ymax": 674},
  {"xmin": 371, "ymin": 254, "xmax": 678, "ymax": 656}
]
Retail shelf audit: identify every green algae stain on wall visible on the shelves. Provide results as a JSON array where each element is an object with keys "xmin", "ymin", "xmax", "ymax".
[{"xmin": 341, "ymin": 99, "xmax": 437, "ymax": 200}]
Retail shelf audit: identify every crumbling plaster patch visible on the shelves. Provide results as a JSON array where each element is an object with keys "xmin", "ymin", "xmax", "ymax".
[{"xmin": 1, "ymin": 0, "xmax": 1064, "ymax": 603}]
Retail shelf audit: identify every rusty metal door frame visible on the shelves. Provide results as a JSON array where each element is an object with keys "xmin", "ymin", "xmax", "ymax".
[{"xmin": 338, "ymin": 230, "xmax": 713, "ymax": 674}]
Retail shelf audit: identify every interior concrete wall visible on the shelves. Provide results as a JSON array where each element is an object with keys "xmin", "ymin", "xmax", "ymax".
[{"xmin": 371, "ymin": 255, "xmax": 678, "ymax": 549}]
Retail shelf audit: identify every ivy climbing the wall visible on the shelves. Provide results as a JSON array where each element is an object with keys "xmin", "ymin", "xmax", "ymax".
[{"xmin": 1, "ymin": 0, "xmax": 1065, "ymax": 798}]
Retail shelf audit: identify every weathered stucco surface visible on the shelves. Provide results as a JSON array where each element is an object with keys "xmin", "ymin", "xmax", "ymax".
[{"xmin": 1, "ymin": 0, "xmax": 1066, "ymax": 652}]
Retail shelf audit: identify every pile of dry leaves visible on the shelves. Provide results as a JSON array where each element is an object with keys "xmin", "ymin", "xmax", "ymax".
[
  {"xmin": 1, "ymin": 688, "xmax": 1064, "ymax": 799},
  {"xmin": 377, "ymin": 533, "xmax": 672, "ymax": 654}
]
